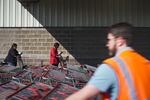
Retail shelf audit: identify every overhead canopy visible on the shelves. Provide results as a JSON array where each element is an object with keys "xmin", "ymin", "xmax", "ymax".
[{"xmin": 18, "ymin": 0, "xmax": 40, "ymax": 3}]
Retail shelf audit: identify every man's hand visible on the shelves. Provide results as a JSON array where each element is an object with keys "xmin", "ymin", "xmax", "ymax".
[
  {"xmin": 65, "ymin": 84, "xmax": 100, "ymax": 100},
  {"xmin": 58, "ymin": 51, "xmax": 63, "ymax": 55}
]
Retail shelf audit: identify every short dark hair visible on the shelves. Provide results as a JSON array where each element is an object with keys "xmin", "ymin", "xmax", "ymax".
[
  {"xmin": 54, "ymin": 42, "xmax": 59, "ymax": 47},
  {"xmin": 108, "ymin": 22, "xmax": 134, "ymax": 45},
  {"xmin": 12, "ymin": 43, "xmax": 17, "ymax": 48}
]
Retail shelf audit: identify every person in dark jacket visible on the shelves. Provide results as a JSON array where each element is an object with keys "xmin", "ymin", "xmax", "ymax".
[{"xmin": 4, "ymin": 43, "xmax": 19, "ymax": 66}]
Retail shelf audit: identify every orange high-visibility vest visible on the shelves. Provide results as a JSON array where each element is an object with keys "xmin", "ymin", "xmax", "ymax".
[{"xmin": 103, "ymin": 49, "xmax": 150, "ymax": 100}]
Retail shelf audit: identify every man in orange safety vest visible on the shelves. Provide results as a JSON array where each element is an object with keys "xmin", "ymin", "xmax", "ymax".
[{"xmin": 66, "ymin": 22, "xmax": 150, "ymax": 100}]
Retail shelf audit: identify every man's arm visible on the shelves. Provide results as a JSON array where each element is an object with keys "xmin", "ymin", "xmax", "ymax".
[
  {"xmin": 9, "ymin": 49, "xmax": 17, "ymax": 57},
  {"xmin": 65, "ymin": 64, "xmax": 118, "ymax": 100},
  {"xmin": 50, "ymin": 48, "xmax": 57, "ymax": 57},
  {"xmin": 65, "ymin": 84, "xmax": 100, "ymax": 100}
]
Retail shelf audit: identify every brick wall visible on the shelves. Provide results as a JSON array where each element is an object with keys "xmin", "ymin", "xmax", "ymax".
[
  {"xmin": 1, "ymin": 27, "xmax": 149, "ymax": 67},
  {"xmin": 0, "ymin": 28, "xmax": 76, "ymax": 66}
]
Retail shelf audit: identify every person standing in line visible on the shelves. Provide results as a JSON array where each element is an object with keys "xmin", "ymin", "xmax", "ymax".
[
  {"xmin": 50, "ymin": 42, "xmax": 60, "ymax": 66},
  {"xmin": 65, "ymin": 22, "xmax": 150, "ymax": 100}
]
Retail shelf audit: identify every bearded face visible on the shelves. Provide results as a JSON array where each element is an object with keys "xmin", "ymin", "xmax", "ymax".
[{"xmin": 106, "ymin": 33, "xmax": 117, "ymax": 56}]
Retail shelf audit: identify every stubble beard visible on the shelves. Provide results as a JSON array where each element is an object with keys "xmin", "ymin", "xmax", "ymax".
[{"xmin": 108, "ymin": 48, "xmax": 116, "ymax": 57}]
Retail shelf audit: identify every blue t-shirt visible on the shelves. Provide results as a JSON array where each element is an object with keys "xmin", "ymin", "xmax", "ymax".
[{"xmin": 88, "ymin": 64, "xmax": 119, "ymax": 100}]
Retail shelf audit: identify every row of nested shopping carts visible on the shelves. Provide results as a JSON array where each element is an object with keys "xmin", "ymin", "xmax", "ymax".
[{"xmin": 0, "ymin": 64, "xmax": 96, "ymax": 100}]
